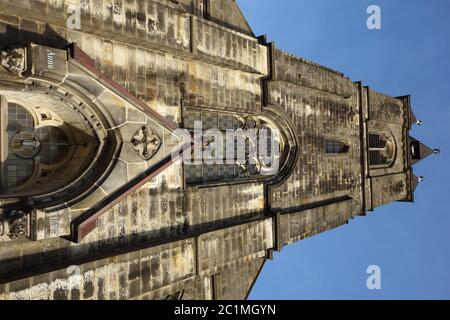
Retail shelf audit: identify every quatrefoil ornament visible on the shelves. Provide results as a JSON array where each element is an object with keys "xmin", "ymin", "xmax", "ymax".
[{"xmin": 131, "ymin": 126, "xmax": 162, "ymax": 161}]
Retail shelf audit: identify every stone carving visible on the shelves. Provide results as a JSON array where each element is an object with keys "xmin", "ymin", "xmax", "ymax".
[
  {"xmin": 202, "ymin": 136, "xmax": 216, "ymax": 151},
  {"xmin": 244, "ymin": 116, "xmax": 261, "ymax": 130},
  {"xmin": 147, "ymin": 18, "xmax": 159, "ymax": 34},
  {"xmin": 230, "ymin": 114, "xmax": 282, "ymax": 179},
  {"xmin": 1, "ymin": 46, "xmax": 27, "ymax": 75},
  {"xmin": 234, "ymin": 115, "xmax": 246, "ymax": 129},
  {"xmin": 113, "ymin": 0, "xmax": 122, "ymax": 15},
  {"xmin": 131, "ymin": 126, "xmax": 162, "ymax": 160},
  {"xmin": 233, "ymin": 115, "xmax": 262, "ymax": 130},
  {"xmin": 236, "ymin": 158, "xmax": 261, "ymax": 178},
  {"xmin": 6, "ymin": 210, "xmax": 29, "ymax": 240}
]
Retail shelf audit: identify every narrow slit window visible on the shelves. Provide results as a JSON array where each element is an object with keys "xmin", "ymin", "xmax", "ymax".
[{"xmin": 325, "ymin": 140, "xmax": 349, "ymax": 154}]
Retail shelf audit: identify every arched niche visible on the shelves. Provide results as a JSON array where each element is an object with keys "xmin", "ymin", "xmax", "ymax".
[{"xmin": 0, "ymin": 78, "xmax": 119, "ymax": 210}]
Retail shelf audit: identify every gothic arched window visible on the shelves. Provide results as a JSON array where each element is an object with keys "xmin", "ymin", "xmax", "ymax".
[
  {"xmin": 183, "ymin": 110, "xmax": 284, "ymax": 185},
  {"xmin": 4, "ymin": 103, "xmax": 35, "ymax": 189},
  {"xmin": 325, "ymin": 140, "xmax": 349, "ymax": 154},
  {"xmin": 368, "ymin": 132, "xmax": 396, "ymax": 168},
  {"xmin": 2, "ymin": 98, "xmax": 100, "ymax": 198}
]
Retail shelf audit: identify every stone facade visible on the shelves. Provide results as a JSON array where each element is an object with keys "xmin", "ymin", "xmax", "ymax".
[{"xmin": 0, "ymin": 0, "xmax": 434, "ymax": 300}]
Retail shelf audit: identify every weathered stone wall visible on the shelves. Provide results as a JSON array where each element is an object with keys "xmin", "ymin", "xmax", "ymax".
[
  {"xmin": 0, "ymin": 219, "xmax": 270, "ymax": 300},
  {"xmin": 213, "ymin": 258, "xmax": 265, "ymax": 300},
  {"xmin": 268, "ymin": 78, "xmax": 362, "ymax": 212},
  {"xmin": 72, "ymin": 36, "xmax": 187, "ymax": 124},
  {"xmin": 0, "ymin": 179, "xmax": 266, "ymax": 282},
  {"xmin": 206, "ymin": 0, "xmax": 254, "ymax": 36},
  {"xmin": 0, "ymin": 0, "xmax": 266, "ymax": 133},
  {"xmin": 368, "ymin": 89, "xmax": 405, "ymax": 125},
  {"xmin": 0, "ymin": 0, "xmax": 267, "ymax": 74},
  {"xmin": 365, "ymin": 88, "xmax": 409, "ymax": 208},
  {"xmin": 181, "ymin": 276, "xmax": 213, "ymax": 300},
  {"xmin": 185, "ymin": 61, "xmax": 263, "ymax": 113},
  {"xmin": 194, "ymin": 19, "xmax": 267, "ymax": 74},
  {"xmin": 197, "ymin": 219, "xmax": 273, "ymax": 277},
  {"xmin": 279, "ymin": 199, "xmax": 358, "ymax": 246},
  {"xmin": 0, "ymin": 0, "xmax": 191, "ymax": 53},
  {"xmin": 273, "ymin": 49, "xmax": 354, "ymax": 98},
  {"xmin": 186, "ymin": 183, "xmax": 265, "ymax": 229},
  {"xmin": 1, "ymin": 238, "xmax": 196, "ymax": 300},
  {"xmin": 267, "ymin": 49, "xmax": 365, "ymax": 244},
  {"xmin": 370, "ymin": 172, "xmax": 409, "ymax": 209}
]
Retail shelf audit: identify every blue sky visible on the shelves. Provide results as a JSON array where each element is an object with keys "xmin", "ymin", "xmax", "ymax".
[{"xmin": 237, "ymin": 0, "xmax": 450, "ymax": 300}]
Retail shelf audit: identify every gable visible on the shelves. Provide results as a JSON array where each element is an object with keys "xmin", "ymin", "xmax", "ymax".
[
  {"xmin": 213, "ymin": 258, "xmax": 266, "ymax": 300},
  {"xmin": 207, "ymin": 0, "xmax": 255, "ymax": 36}
]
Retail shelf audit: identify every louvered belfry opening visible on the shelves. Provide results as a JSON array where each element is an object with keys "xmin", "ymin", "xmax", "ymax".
[{"xmin": 368, "ymin": 133, "xmax": 389, "ymax": 167}]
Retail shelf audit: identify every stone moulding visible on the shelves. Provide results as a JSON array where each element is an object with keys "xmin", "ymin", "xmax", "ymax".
[
  {"xmin": 68, "ymin": 44, "xmax": 179, "ymax": 132},
  {"xmin": 0, "ymin": 44, "xmax": 120, "ymax": 213},
  {"xmin": 71, "ymin": 142, "xmax": 193, "ymax": 243},
  {"xmin": 0, "ymin": 43, "xmax": 186, "ymax": 243}
]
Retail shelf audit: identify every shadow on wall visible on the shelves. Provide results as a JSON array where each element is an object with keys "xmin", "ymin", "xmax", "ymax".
[
  {"xmin": 0, "ymin": 24, "xmax": 69, "ymax": 50},
  {"xmin": 1, "ymin": 121, "xmax": 99, "ymax": 200},
  {"xmin": 0, "ymin": 208, "xmax": 269, "ymax": 284}
]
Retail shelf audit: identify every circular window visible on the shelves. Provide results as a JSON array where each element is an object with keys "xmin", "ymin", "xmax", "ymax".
[
  {"xmin": 10, "ymin": 130, "xmax": 41, "ymax": 159},
  {"xmin": 9, "ymin": 126, "xmax": 70, "ymax": 165}
]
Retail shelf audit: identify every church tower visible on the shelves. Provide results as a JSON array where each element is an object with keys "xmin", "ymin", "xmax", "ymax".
[{"xmin": 0, "ymin": 0, "xmax": 435, "ymax": 300}]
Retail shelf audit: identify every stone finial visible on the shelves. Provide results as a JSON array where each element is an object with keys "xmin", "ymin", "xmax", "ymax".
[
  {"xmin": 433, "ymin": 148, "xmax": 441, "ymax": 155},
  {"xmin": 1, "ymin": 46, "xmax": 27, "ymax": 76},
  {"xmin": 416, "ymin": 120, "xmax": 423, "ymax": 126}
]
